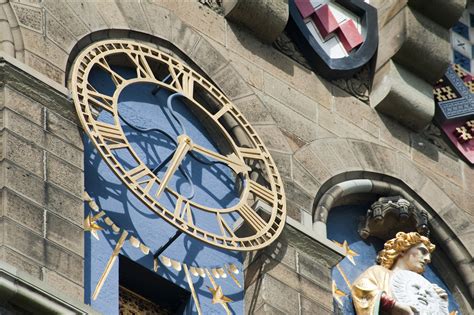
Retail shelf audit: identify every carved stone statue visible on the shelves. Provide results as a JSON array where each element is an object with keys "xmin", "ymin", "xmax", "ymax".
[{"xmin": 351, "ymin": 232, "xmax": 448, "ymax": 315}]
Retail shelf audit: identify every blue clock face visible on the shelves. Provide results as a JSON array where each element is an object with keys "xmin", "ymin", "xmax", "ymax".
[{"xmin": 72, "ymin": 40, "xmax": 286, "ymax": 251}]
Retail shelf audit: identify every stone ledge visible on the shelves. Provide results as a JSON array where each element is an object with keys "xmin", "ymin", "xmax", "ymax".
[
  {"xmin": 0, "ymin": 53, "xmax": 74, "ymax": 123},
  {"xmin": 0, "ymin": 260, "xmax": 97, "ymax": 315}
]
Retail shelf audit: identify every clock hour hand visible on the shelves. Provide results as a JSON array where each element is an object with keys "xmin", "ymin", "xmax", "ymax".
[
  {"xmin": 191, "ymin": 143, "xmax": 251, "ymax": 174},
  {"xmin": 156, "ymin": 134, "xmax": 193, "ymax": 199}
]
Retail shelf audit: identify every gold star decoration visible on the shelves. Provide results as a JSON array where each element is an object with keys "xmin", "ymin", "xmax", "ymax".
[
  {"xmin": 333, "ymin": 240, "xmax": 359, "ymax": 265},
  {"xmin": 208, "ymin": 285, "xmax": 232, "ymax": 305},
  {"xmin": 332, "ymin": 280, "xmax": 347, "ymax": 307},
  {"xmin": 449, "ymin": 311, "xmax": 458, "ymax": 315},
  {"xmin": 84, "ymin": 211, "xmax": 105, "ymax": 240}
]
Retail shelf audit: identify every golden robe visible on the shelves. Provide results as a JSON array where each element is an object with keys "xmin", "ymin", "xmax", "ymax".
[{"xmin": 351, "ymin": 265, "xmax": 393, "ymax": 315}]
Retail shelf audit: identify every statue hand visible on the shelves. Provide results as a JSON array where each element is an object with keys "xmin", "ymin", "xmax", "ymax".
[
  {"xmin": 433, "ymin": 284, "xmax": 448, "ymax": 300},
  {"xmin": 392, "ymin": 302, "xmax": 418, "ymax": 315}
]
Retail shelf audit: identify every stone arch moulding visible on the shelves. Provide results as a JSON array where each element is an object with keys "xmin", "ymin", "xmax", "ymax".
[{"xmin": 312, "ymin": 173, "xmax": 474, "ymax": 301}]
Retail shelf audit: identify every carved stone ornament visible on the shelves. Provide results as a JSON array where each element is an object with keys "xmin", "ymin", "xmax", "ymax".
[
  {"xmin": 358, "ymin": 196, "xmax": 429, "ymax": 240},
  {"xmin": 391, "ymin": 270, "xmax": 449, "ymax": 315}
]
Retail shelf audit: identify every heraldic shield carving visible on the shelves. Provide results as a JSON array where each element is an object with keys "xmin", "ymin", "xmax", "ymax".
[{"xmin": 288, "ymin": 0, "xmax": 378, "ymax": 80}]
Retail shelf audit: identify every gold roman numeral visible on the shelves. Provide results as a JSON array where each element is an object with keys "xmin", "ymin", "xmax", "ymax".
[
  {"xmin": 238, "ymin": 204, "xmax": 266, "ymax": 232},
  {"xmin": 125, "ymin": 164, "xmax": 155, "ymax": 194},
  {"xmin": 86, "ymin": 86, "xmax": 115, "ymax": 113},
  {"xmin": 238, "ymin": 147, "xmax": 264, "ymax": 160},
  {"xmin": 174, "ymin": 196, "xmax": 194, "ymax": 226},
  {"xmin": 97, "ymin": 57, "xmax": 125, "ymax": 86},
  {"xmin": 216, "ymin": 213, "xmax": 236, "ymax": 238},
  {"xmin": 168, "ymin": 64, "xmax": 194, "ymax": 98},
  {"xmin": 126, "ymin": 52, "xmax": 155, "ymax": 79},
  {"xmin": 95, "ymin": 122, "xmax": 128, "ymax": 150},
  {"xmin": 248, "ymin": 180, "xmax": 274, "ymax": 204}
]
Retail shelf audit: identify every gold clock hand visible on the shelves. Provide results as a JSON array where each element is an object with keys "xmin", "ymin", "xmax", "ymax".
[
  {"xmin": 156, "ymin": 134, "xmax": 193, "ymax": 199},
  {"xmin": 191, "ymin": 143, "xmax": 251, "ymax": 174}
]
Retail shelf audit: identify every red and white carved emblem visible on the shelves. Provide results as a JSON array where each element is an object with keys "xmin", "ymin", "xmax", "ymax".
[{"xmin": 295, "ymin": 0, "xmax": 365, "ymax": 58}]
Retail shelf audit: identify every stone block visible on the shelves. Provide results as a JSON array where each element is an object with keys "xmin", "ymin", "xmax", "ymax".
[
  {"xmin": 261, "ymin": 94, "xmax": 319, "ymax": 143},
  {"xmin": 292, "ymin": 160, "xmax": 321, "ymax": 198},
  {"xmin": 371, "ymin": 61, "xmax": 434, "ymax": 132},
  {"xmin": 46, "ymin": 212, "xmax": 83, "ymax": 257},
  {"xmin": 4, "ymin": 86, "xmax": 43, "ymax": 126},
  {"xmin": 10, "ymin": 2, "xmax": 44, "ymax": 33},
  {"xmin": 299, "ymin": 276, "xmax": 333, "ymax": 310},
  {"xmin": 318, "ymin": 106, "xmax": 378, "ymax": 143},
  {"xmin": 191, "ymin": 37, "xmax": 229, "ymax": 76},
  {"xmin": 411, "ymin": 134, "xmax": 463, "ymax": 187},
  {"xmin": 301, "ymin": 296, "xmax": 331, "ymax": 314},
  {"xmin": 3, "ymin": 189, "xmax": 44, "ymax": 235},
  {"xmin": 397, "ymin": 155, "xmax": 428, "ymax": 192},
  {"xmin": 233, "ymin": 94, "xmax": 274, "ymax": 124},
  {"xmin": 45, "ymin": 184, "xmax": 83, "ymax": 226},
  {"xmin": 284, "ymin": 180, "xmax": 314, "ymax": 212},
  {"xmin": 4, "ymin": 131, "xmax": 44, "ymax": 178},
  {"xmin": 263, "ymin": 239, "xmax": 297, "ymax": 270},
  {"xmin": 170, "ymin": 13, "xmax": 201, "ymax": 56},
  {"xmin": 116, "ymin": 0, "xmax": 151, "ymax": 34},
  {"xmin": 45, "ymin": 241, "xmax": 83, "ymax": 285},
  {"xmin": 0, "ymin": 246, "xmax": 43, "ymax": 280},
  {"xmin": 46, "ymin": 153, "xmax": 83, "ymax": 198},
  {"xmin": 254, "ymin": 303, "xmax": 288, "ymax": 315},
  {"xmin": 140, "ymin": 2, "xmax": 171, "ymax": 40},
  {"xmin": 254, "ymin": 125, "xmax": 292, "ymax": 153},
  {"xmin": 66, "ymin": 1, "xmax": 107, "ymax": 32},
  {"xmin": 228, "ymin": 53, "xmax": 264, "ymax": 91},
  {"xmin": 213, "ymin": 64, "xmax": 253, "ymax": 100},
  {"xmin": 264, "ymin": 73, "xmax": 317, "ymax": 122},
  {"xmin": 45, "ymin": 11, "xmax": 77, "ymax": 53},
  {"xmin": 378, "ymin": 115, "xmax": 411, "ymax": 154},
  {"xmin": 286, "ymin": 200, "xmax": 303, "ymax": 221},
  {"xmin": 318, "ymin": 139, "xmax": 362, "ymax": 171},
  {"xmin": 3, "ymin": 161, "xmax": 46, "ymax": 206},
  {"xmin": 408, "ymin": 0, "xmax": 466, "ymax": 29},
  {"xmin": 370, "ymin": 0, "xmax": 407, "ymax": 28},
  {"xmin": 260, "ymin": 274, "xmax": 299, "ymax": 315},
  {"xmin": 43, "ymin": 0, "xmax": 89, "ymax": 38},
  {"xmin": 45, "ymin": 133, "xmax": 83, "ymax": 170},
  {"xmin": 418, "ymin": 179, "xmax": 453, "ymax": 213},
  {"xmin": 370, "ymin": 143, "xmax": 400, "ymax": 177},
  {"xmin": 393, "ymin": 8, "xmax": 449, "ymax": 84},
  {"xmin": 293, "ymin": 147, "xmax": 331, "ymax": 184},
  {"xmin": 268, "ymin": 150, "xmax": 291, "ymax": 180},
  {"xmin": 94, "ymin": 1, "xmax": 129, "ymax": 29},
  {"xmin": 307, "ymin": 141, "xmax": 346, "ymax": 176},
  {"xmin": 43, "ymin": 268, "xmax": 84, "ymax": 301},
  {"xmin": 24, "ymin": 51, "xmax": 64, "ymax": 85},
  {"xmin": 224, "ymin": 0, "xmax": 288, "ymax": 44},
  {"xmin": 349, "ymin": 140, "xmax": 383, "ymax": 173},
  {"xmin": 3, "ymin": 218, "xmax": 45, "ymax": 264},
  {"xmin": 45, "ymin": 110, "xmax": 82, "ymax": 149},
  {"xmin": 298, "ymin": 252, "xmax": 331, "ymax": 288},
  {"xmin": 375, "ymin": 8, "xmax": 405, "ymax": 70},
  {"xmin": 4, "ymin": 108, "xmax": 45, "ymax": 147}
]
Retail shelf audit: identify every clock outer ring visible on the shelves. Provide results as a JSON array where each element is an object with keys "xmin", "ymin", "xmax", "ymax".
[{"xmin": 71, "ymin": 39, "xmax": 287, "ymax": 251}]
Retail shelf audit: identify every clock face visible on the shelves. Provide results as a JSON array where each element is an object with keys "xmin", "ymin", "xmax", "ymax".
[{"xmin": 71, "ymin": 39, "xmax": 286, "ymax": 251}]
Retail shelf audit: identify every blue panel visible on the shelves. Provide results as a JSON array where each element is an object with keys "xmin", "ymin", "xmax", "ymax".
[
  {"xmin": 454, "ymin": 50, "xmax": 471, "ymax": 73},
  {"xmin": 327, "ymin": 205, "xmax": 461, "ymax": 314},
  {"xmin": 453, "ymin": 21, "xmax": 470, "ymax": 39},
  {"xmin": 84, "ymin": 66, "xmax": 244, "ymax": 314}
]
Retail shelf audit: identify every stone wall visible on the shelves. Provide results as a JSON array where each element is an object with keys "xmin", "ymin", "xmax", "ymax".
[
  {"xmin": 0, "ymin": 54, "xmax": 88, "ymax": 312},
  {"xmin": 0, "ymin": 0, "xmax": 471, "ymax": 314}
]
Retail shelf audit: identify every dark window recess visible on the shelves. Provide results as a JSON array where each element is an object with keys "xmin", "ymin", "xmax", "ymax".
[{"xmin": 119, "ymin": 255, "xmax": 190, "ymax": 315}]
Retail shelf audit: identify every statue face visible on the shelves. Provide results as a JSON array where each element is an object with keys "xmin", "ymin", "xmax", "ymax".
[{"xmin": 400, "ymin": 243, "xmax": 431, "ymax": 273}]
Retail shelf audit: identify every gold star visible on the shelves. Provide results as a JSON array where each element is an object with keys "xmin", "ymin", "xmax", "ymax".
[
  {"xmin": 449, "ymin": 311, "xmax": 458, "ymax": 315},
  {"xmin": 84, "ymin": 212, "xmax": 104, "ymax": 240},
  {"xmin": 208, "ymin": 285, "xmax": 232, "ymax": 305},
  {"xmin": 332, "ymin": 281, "xmax": 346, "ymax": 307},
  {"xmin": 333, "ymin": 240, "xmax": 359, "ymax": 265}
]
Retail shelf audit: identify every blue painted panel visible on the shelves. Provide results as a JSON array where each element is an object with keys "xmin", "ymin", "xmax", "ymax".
[
  {"xmin": 453, "ymin": 22, "xmax": 470, "ymax": 39},
  {"xmin": 84, "ymin": 66, "xmax": 244, "ymax": 314},
  {"xmin": 327, "ymin": 205, "xmax": 461, "ymax": 314}
]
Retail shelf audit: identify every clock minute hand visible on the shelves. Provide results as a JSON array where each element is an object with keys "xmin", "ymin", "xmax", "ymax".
[
  {"xmin": 156, "ymin": 135, "xmax": 193, "ymax": 199},
  {"xmin": 191, "ymin": 143, "xmax": 251, "ymax": 174}
]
